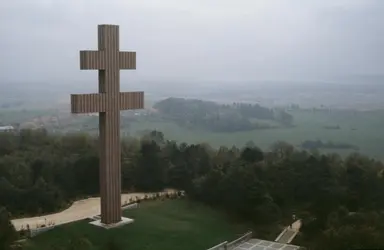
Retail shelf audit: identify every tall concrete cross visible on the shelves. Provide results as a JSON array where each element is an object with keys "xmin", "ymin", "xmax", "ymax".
[{"xmin": 70, "ymin": 24, "xmax": 144, "ymax": 225}]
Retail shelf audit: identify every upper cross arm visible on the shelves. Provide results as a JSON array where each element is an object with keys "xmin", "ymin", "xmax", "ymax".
[
  {"xmin": 80, "ymin": 50, "xmax": 106, "ymax": 70},
  {"xmin": 119, "ymin": 51, "xmax": 136, "ymax": 70}
]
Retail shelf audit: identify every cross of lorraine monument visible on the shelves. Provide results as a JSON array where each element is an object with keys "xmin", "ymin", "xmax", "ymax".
[{"xmin": 70, "ymin": 24, "xmax": 144, "ymax": 227}]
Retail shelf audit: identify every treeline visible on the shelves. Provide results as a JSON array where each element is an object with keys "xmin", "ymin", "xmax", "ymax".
[
  {"xmin": 1, "ymin": 130, "xmax": 384, "ymax": 249},
  {"xmin": 301, "ymin": 140, "xmax": 359, "ymax": 151},
  {"xmin": 153, "ymin": 98, "xmax": 293, "ymax": 132}
]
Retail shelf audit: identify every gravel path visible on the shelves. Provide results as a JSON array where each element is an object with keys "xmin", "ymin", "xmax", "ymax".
[{"xmin": 12, "ymin": 189, "xmax": 176, "ymax": 230}]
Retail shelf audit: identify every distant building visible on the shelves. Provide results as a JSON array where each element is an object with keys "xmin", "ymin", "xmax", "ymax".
[
  {"xmin": 19, "ymin": 122, "xmax": 38, "ymax": 130},
  {"xmin": 0, "ymin": 125, "xmax": 15, "ymax": 132}
]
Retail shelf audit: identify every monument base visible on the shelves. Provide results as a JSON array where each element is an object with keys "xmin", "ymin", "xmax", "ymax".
[{"xmin": 89, "ymin": 217, "xmax": 134, "ymax": 229}]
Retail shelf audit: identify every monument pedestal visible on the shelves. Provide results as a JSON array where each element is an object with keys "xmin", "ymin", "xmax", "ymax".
[{"xmin": 89, "ymin": 217, "xmax": 134, "ymax": 229}]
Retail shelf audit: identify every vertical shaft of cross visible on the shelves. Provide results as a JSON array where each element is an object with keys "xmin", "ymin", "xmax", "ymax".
[
  {"xmin": 72, "ymin": 24, "xmax": 141, "ymax": 226},
  {"xmin": 99, "ymin": 73, "xmax": 122, "ymax": 224},
  {"xmin": 98, "ymin": 25, "xmax": 122, "ymax": 224}
]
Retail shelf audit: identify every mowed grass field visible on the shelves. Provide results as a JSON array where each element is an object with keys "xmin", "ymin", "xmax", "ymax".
[
  {"xmin": 126, "ymin": 110, "xmax": 384, "ymax": 160},
  {"xmin": 23, "ymin": 200, "xmax": 248, "ymax": 250}
]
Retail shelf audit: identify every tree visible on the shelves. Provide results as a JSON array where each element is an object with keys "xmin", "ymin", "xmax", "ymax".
[
  {"xmin": 240, "ymin": 146, "xmax": 264, "ymax": 163},
  {"xmin": 1, "ymin": 129, "xmax": 384, "ymax": 249},
  {"xmin": 134, "ymin": 140, "xmax": 166, "ymax": 191},
  {"xmin": 0, "ymin": 207, "xmax": 17, "ymax": 250}
]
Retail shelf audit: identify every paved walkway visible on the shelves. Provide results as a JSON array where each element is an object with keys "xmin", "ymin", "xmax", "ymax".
[
  {"xmin": 275, "ymin": 220, "xmax": 301, "ymax": 244},
  {"xmin": 11, "ymin": 189, "xmax": 177, "ymax": 231}
]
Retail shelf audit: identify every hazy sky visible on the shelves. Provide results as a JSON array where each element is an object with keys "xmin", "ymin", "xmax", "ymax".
[{"xmin": 0, "ymin": 0, "xmax": 383, "ymax": 85}]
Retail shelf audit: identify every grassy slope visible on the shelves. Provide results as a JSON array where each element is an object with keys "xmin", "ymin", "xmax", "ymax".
[{"xmin": 24, "ymin": 200, "xmax": 248, "ymax": 250}]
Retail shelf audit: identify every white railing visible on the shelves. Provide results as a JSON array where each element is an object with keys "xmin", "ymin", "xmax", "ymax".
[
  {"xmin": 206, "ymin": 241, "xmax": 228, "ymax": 250},
  {"xmin": 275, "ymin": 228, "xmax": 287, "ymax": 242},
  {"xmin": 226, "ymin": 231, "xmax": 252, "ymax": 250},
  {"xmin": 207, "ymin": 231, "xmax": 252, "ymax": 250}
]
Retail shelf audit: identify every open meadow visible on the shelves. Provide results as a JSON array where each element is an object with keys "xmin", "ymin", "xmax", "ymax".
[
  {"xmin": 126, "ymin": 109, "xmax": 384, "ymax": 160},
  {"xmin": 1, "ymin": 107, "xmax": 384, "ymax": 159},
  {"xmin": 22, "ymin": 200, "xmax": 248, "ymax": 250}
]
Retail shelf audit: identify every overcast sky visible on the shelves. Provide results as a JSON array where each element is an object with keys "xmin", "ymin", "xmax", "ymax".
[{"xmin": 0, "ymin": 0, "xmax": 383, "ymax": 85}]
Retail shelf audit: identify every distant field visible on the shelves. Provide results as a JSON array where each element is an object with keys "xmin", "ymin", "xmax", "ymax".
[
  {"xmin": 0, "ymin": 109, "xmax": 57, "ymax": 124},
  {"xmin": 24, "ymin": 200, "xmax": 247, "ymax": 250},
  {"xmin": 1, "ymin": 108, "xmax": 384, "ymax": 159},
  {"xmin": 126, "ymin": 109, "xmax": 384, "ymax": 160}
]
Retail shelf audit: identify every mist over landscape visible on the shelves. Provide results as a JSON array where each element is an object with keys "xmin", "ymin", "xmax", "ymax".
[
  {"xmin": 1, "ymin": 0, "xmax": 384, "ymax": 108},
  {"xmin": 1, "ymin": 1, "xmax": 384, "ymax": 250},
  {"xmin": 1, "ymin": 0, "xmax": 384, "ymax": 109}
]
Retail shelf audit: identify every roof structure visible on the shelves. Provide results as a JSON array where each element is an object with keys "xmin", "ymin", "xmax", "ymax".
[
  {"xmin": 233, "ymin": 238, "xmax": 302, "ymax": 250},
  {"xmin": 0, "ymin": 125, "xmax": 14, "ymax": 131}
]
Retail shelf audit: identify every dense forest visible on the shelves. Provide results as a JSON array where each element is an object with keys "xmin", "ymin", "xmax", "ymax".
[
  {"xmin": 153, "ymin": 98, "xmax": 294, "ymax": 132},
  {"xmin": 1, "ymin": 129, "xmax": 384, "ymax": 249}
]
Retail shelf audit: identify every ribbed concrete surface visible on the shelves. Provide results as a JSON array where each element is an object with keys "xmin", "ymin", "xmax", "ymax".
[
  {"xmin": 71, "ymin": 92, "xmax": 144, "ymax": 113},
  {"xmin": 70, "ymin": 24, "xmax": 143, "ymax": 225}
]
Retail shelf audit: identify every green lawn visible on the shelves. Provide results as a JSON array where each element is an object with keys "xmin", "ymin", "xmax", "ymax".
[{"xmin": 24, "ymin": 200, "xmax": 248, "ymax": 250}]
